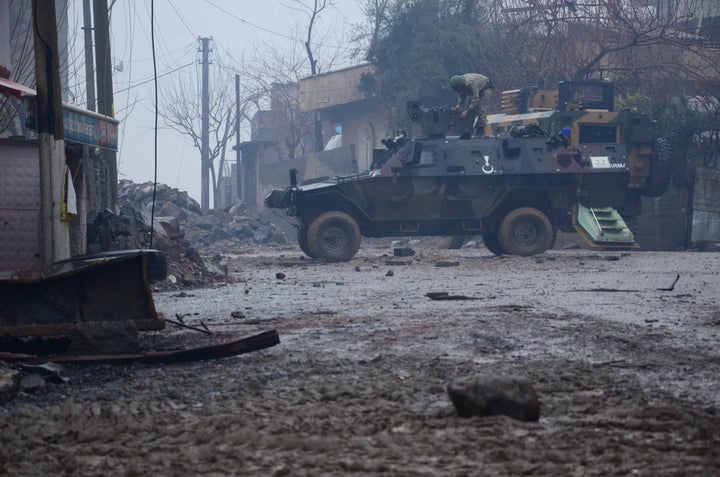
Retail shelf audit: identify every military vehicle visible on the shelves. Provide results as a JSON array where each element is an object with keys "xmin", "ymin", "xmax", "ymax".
[{"xmin": 265, "ymin": 80, "xmax": 672, "ymax": 261}]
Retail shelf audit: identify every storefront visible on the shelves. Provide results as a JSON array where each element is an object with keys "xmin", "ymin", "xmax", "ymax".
[{"xmin": 0, "ymin": 77, "xmax": 118, "ymax": 270}]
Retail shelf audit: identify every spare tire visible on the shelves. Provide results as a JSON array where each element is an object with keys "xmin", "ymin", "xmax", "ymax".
[{"xmin": 642, "ymin": 137, "xmax": 673, "ymax": 197}]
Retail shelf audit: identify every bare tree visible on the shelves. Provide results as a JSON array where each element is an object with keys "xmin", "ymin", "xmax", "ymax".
[
  {"xmin": 282, "ymin": 0, "xmax": 337, "ymax": 151},
  {"xmin": 480, "ymin": 0, "xmax": 720, "ymax": 91},
  {"xmin": 159, "ymin": 69, "xmax": 246, "ymax": 208},
  {"xmin": 233, "ymin": 6, "xmax": 347, "ymax": 159}
]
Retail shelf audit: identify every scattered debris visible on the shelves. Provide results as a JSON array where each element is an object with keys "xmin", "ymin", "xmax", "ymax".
[
  {"xmin": 394, "ymin": 247, "xmax": 415, "ymax": 257},
  {"xmin": 385, "ymin": 270, "xmax": 394, "ymax": 277},
  {"xmin": 657, "ymin": 274, "xmax": 681, "ymax": 291},
  {"xmin": 385, "ymin": 260, "xmax": 410, "ymax": 266},
  {"xmin": 276, "ymin": 272, "xmax": 287, "ymax": 280},
  {"xmin": 426, "ymin": 292, "xmax": 479, "ymax": 301},
  {"xmin": 447, "ymin": 375, "xmax": 540, "ymax": 422},
  {"xmin": 435, "ymin": 261, "xmax": 460, "ymax": 267},
  {"xmin": 110, "ymin": 180, "xmax": 289, "ymax": 290},
  {"xmin": 165, "ymin": 317, "xmax": 213, "ymax": 335}
]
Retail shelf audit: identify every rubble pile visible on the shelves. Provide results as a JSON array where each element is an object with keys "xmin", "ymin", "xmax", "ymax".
[{"xmin": 107, "ymin": 180, "xmax": 288, "ymax": 288}]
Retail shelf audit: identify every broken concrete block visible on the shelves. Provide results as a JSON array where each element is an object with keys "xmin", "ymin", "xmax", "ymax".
[
  {"xmin": 447, "ymin": 375, "xmax": 540, "ymax": 422},
  {"xmin": 67, "ymin": 320, "xmax": 141, "ymax": 355},
  {"xmin": 0, "ymin": 367, "xmax": 21, "ymax": 402},
  {"xmin": 154, "ymin": 216, "xmax": 183, "ymax": 239},
  {"xmin": 20, "ymin": 374, "xmax": 46, "ymax": 394}
]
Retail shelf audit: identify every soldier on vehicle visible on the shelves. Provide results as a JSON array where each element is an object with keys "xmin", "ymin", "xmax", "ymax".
[{"xmin": 450, "ymin": 73, "xmax": 495, "ymax": 136}]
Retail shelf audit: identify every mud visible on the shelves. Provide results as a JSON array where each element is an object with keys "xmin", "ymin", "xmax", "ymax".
[{"xmin": 2, "ymin": 245, "xmax": 719, "ymax": 476}]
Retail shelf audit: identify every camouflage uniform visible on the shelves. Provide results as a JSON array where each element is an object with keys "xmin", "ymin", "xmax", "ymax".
[{"xmin": 451, "ymin": 73, "xmax": 494, "ymax": 135}]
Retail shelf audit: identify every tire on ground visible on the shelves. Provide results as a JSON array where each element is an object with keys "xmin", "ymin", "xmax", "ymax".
[
  {"xmin": 498, "ymin": 207, "xmax": 553, "ymax": 256},
  {"xmin": 142, "ymin": 250, "xmax": 168, "ymax": 282},
  {"xmin": 306, "ymin": 211, "xmax": 361, "ymax": 262},
  {"xmin": 482, "ymin": 225, "xmax": 505, "ymax": 256},
  {"xmin": 642, "ymin": 137, "xmax": 673, "ymax": 198},
  {"xmin": 297, "ymin": 227, "xmax": 317, "ymax": 259}
]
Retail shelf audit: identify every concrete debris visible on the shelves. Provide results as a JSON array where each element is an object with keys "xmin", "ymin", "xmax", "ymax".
[
  {"xmin": 93, "ymin": 180, "xmax": 290, "ymax": 289},
  {"xmin": 447, "ymin": 375, "xmax": 540, "ymax": 422}
]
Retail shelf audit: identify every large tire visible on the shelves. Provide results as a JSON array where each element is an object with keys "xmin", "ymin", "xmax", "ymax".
[
  {"xmin": 481, "ymin": 221, "xmax": 506, "ymax": 256},
  {"xmin": 297, "ymin": 228, "xmax": 317, "ymax": 259},
  {"xmin": 306, "ymin": 211, "xmax": 361, "ymax": 262},
  {"xmin": 642, "ymin": 137, "xmax": 673, "ymax": 197},
  {"xmin": 498, "ymin": 207, "xmax": 553, "ymax": 256}
]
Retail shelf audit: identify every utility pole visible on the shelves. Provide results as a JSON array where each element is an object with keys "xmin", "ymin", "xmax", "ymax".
[
  {"xmin": 235, "ymin": 73, "xmax": 242, "ymax": 204},
  {"xmin": 199, "ymin": 36, "xmax": 211, "ymax": 209},
  {"xmin": 32, "ymin": 0, "xmax": 70, "ymax": 266},
  {"xmin": 82, "ymin": 0, "xmax": 95, "ymax": 111},
  {"xmin": 93, "ymin": 0, "xmax": 117, "ymax": 214}
]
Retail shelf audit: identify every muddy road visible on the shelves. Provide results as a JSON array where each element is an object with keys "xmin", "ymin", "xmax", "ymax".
[{"xmin": 2, "ymin": 246, "xmax": 720, "ymax": 476}]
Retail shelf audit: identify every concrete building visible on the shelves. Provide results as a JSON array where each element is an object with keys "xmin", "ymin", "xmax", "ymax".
[{"xmin": 238, "ymin": 64, "xmax": 390, "ymax": 210}]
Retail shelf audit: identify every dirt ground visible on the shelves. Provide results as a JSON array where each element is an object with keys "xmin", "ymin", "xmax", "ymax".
[{"xmin": 1, "ymin": 243, "xmax": 720, "ymax": 476}]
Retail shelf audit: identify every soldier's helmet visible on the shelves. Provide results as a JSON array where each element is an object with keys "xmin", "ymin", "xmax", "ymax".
[{"xmin": 450, "ymin": 75, "xmax": 466, "ymax": 91}]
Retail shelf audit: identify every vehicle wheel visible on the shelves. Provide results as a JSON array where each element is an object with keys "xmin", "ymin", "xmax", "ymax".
[
  {"xmin": 549, "ymin": 226, "xmax": 558, "ymax": 250},
  {"xmin": 143, "ymin": 250, "xmax": 168, "ymax": 282},
  {"xmin": 297, "ymin": 228, "xmax": 317, "ymax": 259},
  {"xmin": 498, "ymin": 207, "xmax": 553, "ymax": 256},
  {"xmin": 642, "ymin": 137, "xmax": 672, "ymax": 197},
  {"xmin": 482, "ymin": 228, "xmax": 505, "ymax": 255},
  {"xmin": 306, "ymin": 211, "xmax": 361, "ymax": 262}
]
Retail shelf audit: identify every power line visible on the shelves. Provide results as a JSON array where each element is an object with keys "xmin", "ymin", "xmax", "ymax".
[
  {"xmin": 203, "ymin": 0, "xmax": 297, "ymax": 41},
  {"xmin": 201, "ymin": 0, "xmax": 352, "ymax": 50},
  {"xmin": 168, "ymin": 0, "xmax": 197, "ymax": 38},
  {"xmin": 115, "ymin": 61, "xmax": 194, "ymax": 93}
]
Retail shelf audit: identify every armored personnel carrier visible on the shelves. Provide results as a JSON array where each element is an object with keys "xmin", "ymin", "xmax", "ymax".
[{"xmin": 265, "ymin": 80, "xmax": 672, "ymax": 261}]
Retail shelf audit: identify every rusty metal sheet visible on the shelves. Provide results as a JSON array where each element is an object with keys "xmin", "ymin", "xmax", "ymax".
[{"xmin": 0, "ymin": 253, "xmax": 163, "ymax": 338}]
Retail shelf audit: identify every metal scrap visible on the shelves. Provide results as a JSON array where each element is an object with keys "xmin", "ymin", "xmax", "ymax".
[{"xmin": 0, "ymin": 330, "xmax": 280, "ymax": 365}]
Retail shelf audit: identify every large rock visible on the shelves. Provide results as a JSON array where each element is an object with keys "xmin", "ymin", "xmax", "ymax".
[{"xmin": 447, "ymin": 375, "xmax": 540, "ymax": 422}]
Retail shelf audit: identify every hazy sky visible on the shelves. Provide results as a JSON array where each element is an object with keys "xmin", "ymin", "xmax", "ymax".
[{"xmin": 67, "ymin": 0, "xmax": 365, "ymax": 204}]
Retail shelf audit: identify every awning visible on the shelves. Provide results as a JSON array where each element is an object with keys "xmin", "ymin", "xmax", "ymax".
[
  {"xmin": 0, "ymin": 77, "xmax": 119, "ymax": 151},
  {"xmin": 0, "ymin": 76, "xmax": 36, "ymax": 99}
]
